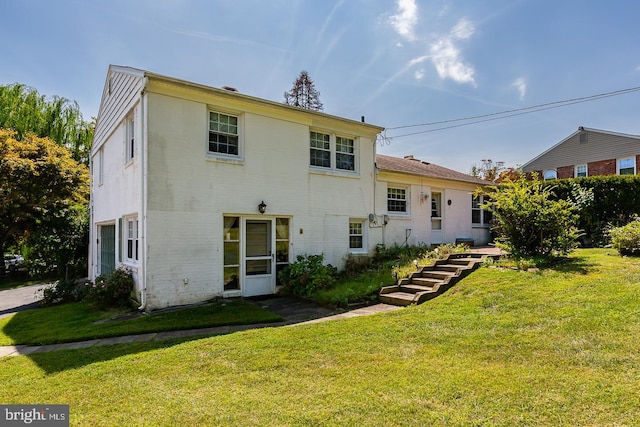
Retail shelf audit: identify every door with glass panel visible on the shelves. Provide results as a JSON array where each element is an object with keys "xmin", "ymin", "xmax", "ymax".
[
  {"xmin": 243, "ymin": 219, "xmax": 275, "ymax": 297},
  {"xmin": 430, "ymin": 191, "xmax": 444, "ymax": 244}
]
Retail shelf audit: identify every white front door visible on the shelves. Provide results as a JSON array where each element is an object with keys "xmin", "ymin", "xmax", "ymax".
[
  {"xmin": 243, "ymin": 218, "xmax": 275, "ymax": 297},
  {"xmin": 431, "ymin": 191, "xmax": 444, "ymax": 244}
]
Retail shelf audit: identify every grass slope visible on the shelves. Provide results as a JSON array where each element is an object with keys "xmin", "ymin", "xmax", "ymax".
[{"xmin": 1, "ymin": 249, "xmax": 639, "ymax": 426}]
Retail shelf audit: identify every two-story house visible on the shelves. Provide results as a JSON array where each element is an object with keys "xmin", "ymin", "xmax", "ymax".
[
  {"xmin": 522, "ymin": 127, "xmax": 640, "ymax": 179},
  {"xmin": 89, "ymin": 65, "xmax": 490, "ymax": 310}
]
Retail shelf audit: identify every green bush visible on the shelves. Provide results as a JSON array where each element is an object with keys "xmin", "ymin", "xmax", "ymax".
[
  {"xmin": 609, "ymin": 219, "xmax": 640, "ymax": 256},
  {"xmin": 278, "ymin": 254, "xmax": 338, "ymax": 297},
  {"xmin": 38, "ymin": 278, "xmax": 88, "ymax": 307},
  {"xmin": 86, "ymin": 267, "xmax": 135, "ymax": 309}
]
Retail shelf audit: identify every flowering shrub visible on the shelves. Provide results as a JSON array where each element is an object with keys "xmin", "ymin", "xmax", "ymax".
[
  {"xmin": 609, "ymin": 218, "xmax": 640, "ymax": 256},
  {"xmin": 86, "ymin": 266, "xmax": 135, "ymax": 308},
  {"xmin": 278, "ymin": 254, "xmax": 338, "ymax": 297},
  {"xmin": 38, "ymin": 278, "xmax": 88, "ymax": 307}
]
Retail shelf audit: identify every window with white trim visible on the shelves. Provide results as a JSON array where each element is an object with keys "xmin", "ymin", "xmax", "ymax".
[
  {"xmin": 124, "ymin": 217, "xmax": 139, "ymax": 263},
  {"xmin": 387, "ymin": 187, "xmax": 407, "ymax": 213},
  {"xmin": 97, "ymin": 148, "xmax": 104, "ymax": 186},
  {"xmin": 618, "ymin": 157, "xmax": 635, "ymax": 175},
  {"xmin": 472, "ymin": 195, "xmax": 493, "ymax": 226},
  {"xmin": 309, "ymin": 131, "xmax": 357, "ymax": 172},
  {"xmin": 349, "ymin": 220, "xmax": 364, "ymax": 250},
  {"xmin": 543, "ymin": 170, "xmax": 557, "ymax": 180},
  {"xmin": 125, "ymin": 113, "xmax": 135, "ymax": 163},
  {"xmin": 575, "ymin": 164, "xmax": 587, "ymax": 178},
  {"xmin": 209, "ymin": 111, "xmax": 239, "ymax": 156}
]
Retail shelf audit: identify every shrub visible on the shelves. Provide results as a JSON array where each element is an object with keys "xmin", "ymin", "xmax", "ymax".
[
  {"xmin": 278, "ymin": 254, "xmax": 338, "ymax": 297},
  {"xmin": 86, "ymin": 266, "xmax": 135, "ymax": 309},
  {"xmin": 609, "ymin": 218, "xmax": 640, "ymax": 256},
  {"xmin": 38, "ymin": 278, "xmax": 88, "ymax": 307}
]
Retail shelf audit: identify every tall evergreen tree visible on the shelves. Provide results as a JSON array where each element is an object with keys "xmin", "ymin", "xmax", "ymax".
[{"xmin": 283, "ymin": 71, "xmax": 324, "ymax": 111}]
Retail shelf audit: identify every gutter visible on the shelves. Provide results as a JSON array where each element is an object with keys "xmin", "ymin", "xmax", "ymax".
[{"xmin": 138, "ymin": 77, "xmax": 149, "ymax": 311}]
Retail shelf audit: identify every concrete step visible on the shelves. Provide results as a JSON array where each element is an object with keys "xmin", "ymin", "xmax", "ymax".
[
  {"xmin": 410, "ymin": 277, "xmax": 442, "ymax": 287},
  {"xmin": 400, "ymin": 284, "xmax": 436, "ymax": 293},
  {"xmin": 378, "ymin": 292, "xmax": 416, "ymax": 306}
]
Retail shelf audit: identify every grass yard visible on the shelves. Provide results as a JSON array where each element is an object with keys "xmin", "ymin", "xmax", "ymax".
[
  {"xmin": 1, "ymin": 249, "xmax": 639, "ymax": 426},
  {"xmin": 0, "ymin": 300, "xmax": 282, "ymax": 345}
]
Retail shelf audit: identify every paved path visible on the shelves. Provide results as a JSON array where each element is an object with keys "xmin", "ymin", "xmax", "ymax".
[
  {"xmin": 0, "ymin": 298, "xmax": 401, "ymax": 358},
  {"xmin": 0, "ymin": 283, "xmax": 48, "ymax": 319}
]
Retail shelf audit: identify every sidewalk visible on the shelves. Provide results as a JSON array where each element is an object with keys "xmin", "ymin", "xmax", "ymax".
[{"xmin": 0, "ymin": 298, "xmax": 401, "ymax": 358}]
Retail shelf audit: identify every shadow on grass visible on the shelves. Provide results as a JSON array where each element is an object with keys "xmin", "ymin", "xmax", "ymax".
[
  {"xmin": 546, "ymin": 255, "xmax": 597, "ymax": 275},
  {"xmin": 26, "ymin": 336, "xmax": 208, "ymax": 375}
]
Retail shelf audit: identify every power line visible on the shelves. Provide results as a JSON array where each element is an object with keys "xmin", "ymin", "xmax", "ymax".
[{"xmin": 385, "ymin": 86, "xmax": 640, "ymax": 139}]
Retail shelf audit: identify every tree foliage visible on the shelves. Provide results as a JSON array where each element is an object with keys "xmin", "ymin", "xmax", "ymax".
[
  {"xmin": 470, "ymin": 159, "xmax": 504, "ymax": 182},
  {"xmin": 0, "ymin": 129, "xmax": 89, "ymax": 274},
  {"xmin": 0, "ymin": 83, "xmax": 94, "ymax": 165},
  {"xmin": 482, "ymin": 173, "xmax": 581, "ymax": 258},
  {"xmin": 283, "ymin": 71, "xmax": 324, "ymax": 111}
]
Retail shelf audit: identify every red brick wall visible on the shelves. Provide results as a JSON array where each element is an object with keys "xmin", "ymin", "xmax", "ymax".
[
  {"xmin": 557, "ymin": 165, "xmax": 574, "ymax": 179},
  {"xmin": 587, "ymin": 159, "xmax": 616, "ymax": 176}
]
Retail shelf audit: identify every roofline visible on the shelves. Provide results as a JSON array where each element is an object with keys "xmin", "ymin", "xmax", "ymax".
[
  {"xmin": 375, "ymin": 155, "xmax": 489, "ymax": 186},
  {"xmin": 522, "ymin": 126, "xmax": 640, "ymax": 168},
  {"xmin": 110, "ymin": 65, "xmax": 385, "ymax": 133}
]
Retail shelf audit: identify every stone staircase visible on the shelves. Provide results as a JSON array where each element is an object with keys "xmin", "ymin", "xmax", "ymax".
[{"xmin": 379, "ymin": 253, "xmax": 487, "ymax": 306}]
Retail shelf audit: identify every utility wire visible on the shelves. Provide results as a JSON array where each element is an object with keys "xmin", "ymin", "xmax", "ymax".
[{"xmin": 385, "ymin": 86, "xmax": 640, "ymax": 139}]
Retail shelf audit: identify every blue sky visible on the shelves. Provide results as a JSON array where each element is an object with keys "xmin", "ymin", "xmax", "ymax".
[{"xmin": 2, "ymin": 0, "xmax": 639, "ymax": 172}]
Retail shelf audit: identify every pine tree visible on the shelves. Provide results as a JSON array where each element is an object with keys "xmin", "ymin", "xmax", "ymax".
[{"xmin": 284, "ymin": 71, "xmax": 323, "ymax": 111}]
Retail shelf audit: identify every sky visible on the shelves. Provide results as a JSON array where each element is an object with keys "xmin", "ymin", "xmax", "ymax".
[{"xmin": 1, "ymin": 0, "xmax": 639, "ymax": 172}]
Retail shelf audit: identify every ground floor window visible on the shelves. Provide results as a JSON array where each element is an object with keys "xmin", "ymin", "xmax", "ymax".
[
  {"xmin": 387, "ymin": 187, "xmax": 407, "ymax": 213},
  {"xmin": 472, "ymin": 195, "xmax": 492, "ymax": 226},
  {"xmin": 275, "ymin": 218, "xmax": 290, "ymax": 285},
  {"xmin": 124, "ymin": 216, "xmax": 138, "ymax": 263},
  {"xmin": 618, "ymin": 157, "xmax": 636, "ymax": 175},
  {"xmin": 349, "ymin": 220, "xmax": 364, "ymax": 250}
]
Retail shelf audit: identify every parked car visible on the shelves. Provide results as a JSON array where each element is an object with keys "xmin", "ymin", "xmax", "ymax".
[{"xmin": 4, "ymin": 254, "xmax": 24, "ymax": 272}]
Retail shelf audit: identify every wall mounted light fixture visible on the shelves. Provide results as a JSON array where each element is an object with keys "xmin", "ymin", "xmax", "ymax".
[{"xmin": 258, "ymin": 200, "xmax": 267, "ymax": 214}]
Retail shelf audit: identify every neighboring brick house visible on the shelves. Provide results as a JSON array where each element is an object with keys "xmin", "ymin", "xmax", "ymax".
[{"xmin": 522, "ymin": 127, "xmax": 640, "ymax": 179}]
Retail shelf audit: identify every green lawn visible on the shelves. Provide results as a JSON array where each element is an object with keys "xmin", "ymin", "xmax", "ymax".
[
  {"xmin": 1, "ymin": 249, "xmax": 639, "ymax": 426},
  {"xmin": 0, "ymin": 300, "xmax": 282, "ymax": 345}
]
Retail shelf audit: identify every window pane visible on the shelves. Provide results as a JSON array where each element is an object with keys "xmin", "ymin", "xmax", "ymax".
[
  {"xmin": 388, "ymin": 188, "xmax": 406, "ymax": 212},
  {"xmin": 224, "ymin": 242, "xmax": 239, "ymax": 265},
  {"xmin": 209, "ymin": 112, "xmax": 239, "ymax": 155},
  {"xmin": 224, "ymin": 266, "xmax": 239, "ymax": 290},
  {"xmin": 224, "ymin": 217, "xmax": 240, "ymax": 241},
  {"xmin": 472, "ymin": 209, "xmax": 481, "ymax": 224},
  {"xmin": 310, "ymin": 149, "xmax": 331, "ymax": 167},
  {"xmin": 349, "ymin": 236, "xmax": 363, "ymax": 249},
  {"xmin": 276, "ymin": 218, "xmax": 289, "ymax": 239},
  {"xmin": 246, "ymin": 259, "xmax": 271, "ymax": 275},
  {"xmin": 544, "ymin": 170, "xmax": 557, "ymax": 180}
]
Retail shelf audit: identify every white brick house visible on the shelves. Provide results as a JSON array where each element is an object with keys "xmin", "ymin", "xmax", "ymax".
[{"xmin": 89, "ymin": 65, "xmax": 490, "ymax": 310}]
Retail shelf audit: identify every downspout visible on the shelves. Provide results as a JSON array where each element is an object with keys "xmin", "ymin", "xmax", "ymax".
[
  {"xmin": 138, "ymin": 77, "xmax": 149, "ymax": 310},
  {"xmin": 371, "ymin": 134, "xmax": 386, "ymax": 245}
]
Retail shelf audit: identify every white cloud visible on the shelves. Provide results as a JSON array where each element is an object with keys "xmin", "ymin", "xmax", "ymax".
[
  {"xmin": 512, "ymin": 77, "xmax": 527, "ymax": 100},
  {"xmin": 389, "ymin": 0, "xmax": 418, "ymax": 41},
  {"xmin": 429, "ymin": 18, "xmax": 476, "ymax": 87},
  {"xmin": 414, "ymin": 69, "xmax": 425, "ymax": 80}
]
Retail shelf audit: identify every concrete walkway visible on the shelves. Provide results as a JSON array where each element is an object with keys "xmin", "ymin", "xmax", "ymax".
[{"xmin": 0, "ymin": 298, "xmax": 401, "ymax": 358}]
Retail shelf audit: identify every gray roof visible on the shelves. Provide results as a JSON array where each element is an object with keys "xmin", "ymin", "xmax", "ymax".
[{"xmin": 376, "ymin": 154, "xmax": 489, "ymax": 185}]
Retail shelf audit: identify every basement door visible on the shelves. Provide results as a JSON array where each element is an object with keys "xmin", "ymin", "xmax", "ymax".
[{"xmin": 243, "ymin": 218, "xmax": 275, "ymax": 297}]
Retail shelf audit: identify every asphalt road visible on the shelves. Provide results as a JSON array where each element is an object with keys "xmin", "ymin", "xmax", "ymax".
[{"xmin": 0, "ymin": 283, "xmax": 48, "ymax": 318}]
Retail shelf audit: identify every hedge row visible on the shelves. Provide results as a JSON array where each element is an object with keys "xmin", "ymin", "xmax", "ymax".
[{"xmin": 542, "ymin": 175, "xmax": 640, "ymax": 246}]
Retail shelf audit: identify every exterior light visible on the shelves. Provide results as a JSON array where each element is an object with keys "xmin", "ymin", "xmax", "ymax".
[{"xmin": 258, "ymin": 200, "xmax": 267, "ymax": 214}]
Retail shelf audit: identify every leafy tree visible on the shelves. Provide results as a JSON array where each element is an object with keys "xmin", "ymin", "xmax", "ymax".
[
  {"xmin": 482, "ymin": 172, "xmax": 581, "ymax": 258},
  {"xmin": 283, "ymin": 71, "xmax": 324, "ymax": 111},
  {"xmin": 0, "ymin": 83, "xmax": 94, "ymax": 165},
  {"xmin": 470, "ymin": 159, "xmax": 504, "ymax": 182},
  {"xmin": 0, "ymin": 129, "xmax": 89, "ymax": 275}
]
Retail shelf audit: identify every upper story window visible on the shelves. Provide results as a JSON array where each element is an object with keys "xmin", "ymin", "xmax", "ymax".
[
  {"xmin": 618, "ymin": 157, "xmax": 635, "ymax": 175},
  {"xmin": 209, "ymin": 111, "xmax": 239, "ymax": 156},
  {"xmin": 387, "ymin": 187, "xmax": 407, "ymax": 213},
  {"xmin": 309, "ymin": 131, "xmax": 357, "ymax": 172},
  {"xmin": 543, "ymin": 169, "xmax": 557, "ymax": 180},
  {"xmin": 575, "ymin": 164, "xmax": 587, "ymax": 178},
  {"xmin": 125, "ymin": 113, "xmax": 135, "ymax": 163},
  {"xmin": 472, "ymin": 195, "xmax": 493, "ymax": 226}
]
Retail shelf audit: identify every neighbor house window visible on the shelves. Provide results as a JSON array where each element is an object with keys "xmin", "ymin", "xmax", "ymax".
[
  {"xmin": 387, "ymin": 187, "xmax": 407, "ymax": 213},
  {"xmin": 349, "ymin": 220, "xmax": 364, "ymax": 250},
  {"xmin": 472, "ymin": 195, "xmax": 493, "ymax": 226},
  {"xmin": 310, "ymin": 131, "xmax": 331, "ymax": 167},
  {"xmin": 543, "ymin": 170, "xmax": 557, "ymax": 180},
  {"xmin": 125, "ymin": 113, "xmax": 135, "ymax": 163},
  {"xmin": 575, "ymin": 164, "xmax": 587, "ymax": 178},
  {"xmin": 618, "ymin": 157, "xmax": 635, "ymax": 175},
  {"xmin": 124, "ymin": 216, "xmax": 138, "ymax": 263},
  {"xmin": 209, "ymin": 111, "xmax": 239, "ymax": 156},
  {"xmin": 309, "ymin": 131, "xmax": 357, "ymax": 172}
]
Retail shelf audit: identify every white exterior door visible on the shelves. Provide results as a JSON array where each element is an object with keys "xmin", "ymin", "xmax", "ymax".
[
  {"xmin": 431, "ymin": 191, "xmax": 444, "ymax": 244},
  {"xmin": 242, "ymin": 219, "xmax": 275, "ymax": 297}
]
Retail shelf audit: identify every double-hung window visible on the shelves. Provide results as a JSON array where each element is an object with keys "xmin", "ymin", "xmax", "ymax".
[
  {"xmin": 472, "ymin": 195, "xmax": 492, "ymax": 226},
  {"xmin": 309, "ymin": 131, "xmax": 357, "ymax": 172},
  {"xmin": 124, "ymin": 217, "xmax": 139, "ymax": 263},
  {"xmin": 209, "ymin": 111, "xmax": 239, "ymax": 156},
  {"xmin": 387, "ymin": 187, "xmax": 407, "ymax": 213},
  {"xmin": 618, "ymin": 157, "xmax": 635, "ymax": 175},
  {"xmin": 125, "ymin": 113, "xmax": 135, "ymax": 163},
  {"xmin": 575, "ymin": 164, "xmax": 587, "ymax": 178},
  {"xmin": 349, "ymin": 220, "xmax": 364, "ymax": 250}
]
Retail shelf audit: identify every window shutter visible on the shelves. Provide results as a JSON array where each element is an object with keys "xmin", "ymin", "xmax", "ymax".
[{"xmin": 118, "ymin": 217, "xmax": 123, "ymax": 263}]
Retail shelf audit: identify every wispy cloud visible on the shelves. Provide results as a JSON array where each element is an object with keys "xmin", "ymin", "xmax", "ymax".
[
  {"xmin": 511, "ymin": 77, "xmax": 527, "ymax": 100},
  {"xmin": 429, "ymin": 18, "xmax": 476, "ymax": 86},
  {"xmin": 389, "ymin": 0, "xmax": 418, "ymax": 41}
]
